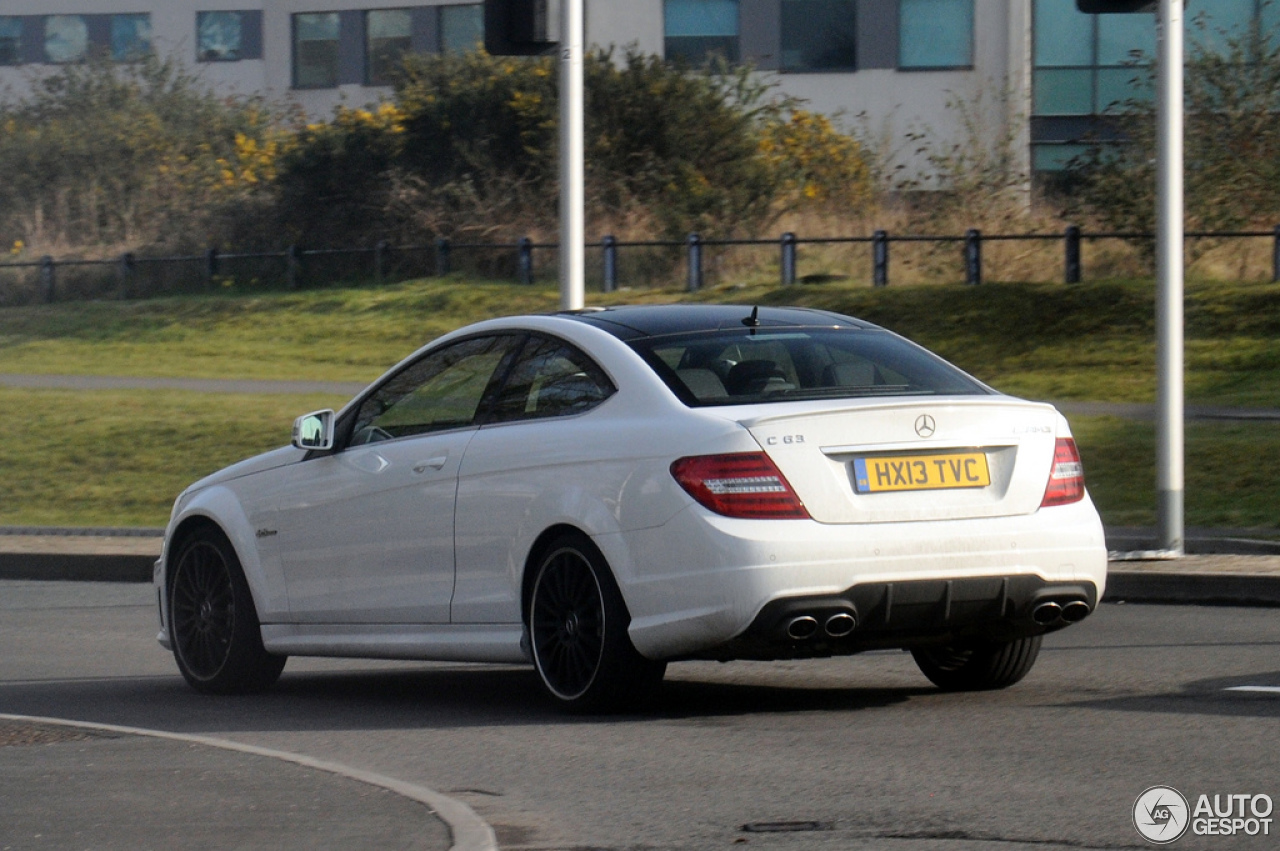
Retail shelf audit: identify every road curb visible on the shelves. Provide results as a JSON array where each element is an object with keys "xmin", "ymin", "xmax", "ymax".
[
  {"xmin": 1105, "ymin": 570, "xmax": 1280, "ymax": 608},
  {"xmin": 0, "ymin": 713, "xmax": 496, "ymax": 851},
  {"xmin": 0, "ymin": 553, "xmax": 154, "ymax": 583}
]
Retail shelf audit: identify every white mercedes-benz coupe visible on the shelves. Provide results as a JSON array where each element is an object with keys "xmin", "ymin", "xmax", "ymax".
[{"xmin": 155, "ymin": 304, "xmax": 1106, "ymax": 711}]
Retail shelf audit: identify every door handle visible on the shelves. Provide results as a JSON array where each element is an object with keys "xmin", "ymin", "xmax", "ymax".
[{"xmin": 413, "ymin": 455, "xmax": 448, "ymax": 473}]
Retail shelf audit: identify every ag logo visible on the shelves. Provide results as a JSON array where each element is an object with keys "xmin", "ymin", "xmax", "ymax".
[
  {"xmin": 1134, "ymin": 786, "xmax": 1190, "ymax": 844},
  {"xmin": 914, "ymin": 414, "xmax": 936, "ymax": 438}
]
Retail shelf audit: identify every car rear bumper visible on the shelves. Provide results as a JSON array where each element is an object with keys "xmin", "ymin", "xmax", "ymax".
[{"xmin": 613, "ymin": 496, "xmax": 1107, "ymax": 660}]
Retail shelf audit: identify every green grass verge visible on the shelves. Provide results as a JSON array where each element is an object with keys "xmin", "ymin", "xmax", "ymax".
[
  {"xmin": 0, "ymin": 387, "xmax": 344, "ymax": 527},
  {"xmin": 0, "ymin": 276, "xmax": 1276, "ymax": 529},
  {"xmin": 1, "ymin": 276, "xmax": 1277, "ymax": 405},
  {"xmin": 1073, "ymin": 416, "xmax": 1279, "ymax": 530}
]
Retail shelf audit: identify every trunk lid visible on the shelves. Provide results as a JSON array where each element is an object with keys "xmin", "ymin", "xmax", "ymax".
[{"xmin": 737, "ymin": 397, "xmax": 1064, "ymax": 524}]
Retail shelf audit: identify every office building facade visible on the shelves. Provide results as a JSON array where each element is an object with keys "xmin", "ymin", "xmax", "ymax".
[{"xmin": 0, "ymin": 1, "xmax": 1274, "ymax": 177}]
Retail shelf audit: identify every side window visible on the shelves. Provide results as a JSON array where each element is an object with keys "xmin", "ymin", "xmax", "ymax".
[
  {"xmin": 349, "ymin": 335, "xmax": 519, "ymax": 445},
  {"xmin": 899, "ymin": 0, "xmax": 973, "ymax": 69},
  {"xmin": 489, "ymin": 336, "xmax": 615, "ymax": 423}
]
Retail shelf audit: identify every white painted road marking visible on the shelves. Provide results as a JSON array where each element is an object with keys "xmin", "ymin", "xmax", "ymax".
[{"xmin": 1226, "ymin": 686, "xmax": 1280, "ymax": 694}]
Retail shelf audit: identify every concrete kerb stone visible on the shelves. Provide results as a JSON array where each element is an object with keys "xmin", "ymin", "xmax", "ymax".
[{"xmin": 0, "ymin": 713, "xmax": 497, "ymax": 851}]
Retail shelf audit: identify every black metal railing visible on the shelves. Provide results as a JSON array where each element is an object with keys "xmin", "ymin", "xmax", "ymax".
[{"xmin": 3, "ymin": 225, "xmax": 1280, "ymax": 305}]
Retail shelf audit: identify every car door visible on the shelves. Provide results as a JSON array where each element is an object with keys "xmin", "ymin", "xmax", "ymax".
[
  {"xmin": 263, "ymin": 334, "xmax": 522, "ymax": 623},
  {"xmin": 452, "ymin": 334, "xmax": 617, "ymax": 623}
]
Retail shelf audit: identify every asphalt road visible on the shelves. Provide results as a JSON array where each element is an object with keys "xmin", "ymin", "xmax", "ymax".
[{"xmin": 3, "ymin": 581, "xmax": 1279, "ymax": 850}]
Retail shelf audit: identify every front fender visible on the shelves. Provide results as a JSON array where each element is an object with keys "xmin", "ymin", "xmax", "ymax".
[{"xmin": 163, "ymin": 484, "xmax": 285, "ymax": 622}]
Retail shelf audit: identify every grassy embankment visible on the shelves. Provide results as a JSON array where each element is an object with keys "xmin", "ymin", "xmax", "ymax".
[{"xmin": 0, "ymin": 275, "xmax": 1276, "ymax": 530}]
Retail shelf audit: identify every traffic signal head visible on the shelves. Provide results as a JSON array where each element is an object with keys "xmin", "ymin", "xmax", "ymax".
[
  {"xmin": 484, "ymin": 0, "xmax": 559, "ymax": 56},
  {"xmin": 1076, "ymin": 1, "xmax": 1156, "ymax": 12}
]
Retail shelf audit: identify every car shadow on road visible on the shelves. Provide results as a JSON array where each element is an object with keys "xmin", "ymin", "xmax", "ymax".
[
  {"xmin": 0, "ymin": 664, "xmax": 925, "ymax": 733},
  {"xmin": 1053, "ymin": 670, "xmax": 1280, "ymax": 719}
]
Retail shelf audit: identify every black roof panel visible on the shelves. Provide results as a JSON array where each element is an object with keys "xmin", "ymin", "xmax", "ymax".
[{"xmin": 560, "ymin": 304, "xmax": 874, "ymax": 340}]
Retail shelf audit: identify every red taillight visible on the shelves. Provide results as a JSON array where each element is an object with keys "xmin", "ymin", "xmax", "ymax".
[
  {"xmin": 1041, "ymin": 438, "xmax": 1085, "ymax": 508},
  {"xmin": 670, "ymin": 452, "xmax": 811, "ymax": 519}
]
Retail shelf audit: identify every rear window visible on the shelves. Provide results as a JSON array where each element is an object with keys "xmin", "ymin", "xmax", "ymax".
[{"xmin": 630, "ymin": 328, "xmax": 989, "ymax": 407}]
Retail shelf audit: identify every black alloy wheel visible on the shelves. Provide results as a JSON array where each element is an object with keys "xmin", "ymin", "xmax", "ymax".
[
  {"xmin": 169, "ymin": 528, "xmax": 285, "ymax": 694},
  {"xmin": 528, "ymin": 533, "xmax": 665, "ymax": 713},
  {"xmin": 911, "ymin": 635, "xmax": 1043, "ymax": 691}
]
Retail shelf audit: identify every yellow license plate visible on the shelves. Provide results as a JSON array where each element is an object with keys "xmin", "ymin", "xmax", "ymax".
[{"xmin": 854, "ymin": 452, "xmax": 990, "ymax": 494}]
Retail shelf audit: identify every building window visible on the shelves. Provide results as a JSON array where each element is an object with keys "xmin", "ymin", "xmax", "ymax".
[
  {"xmin": 1031, "ymin": 0, "xmax": 1280, "ymax": 172},
  {"xmin": 899, "ymin": 0, "xmax": 973, "ymax": 69},
  {"xmin": 1033, "ymin": 0, "xmax": 1155, "ymax": 117},
  {"xmin": 44, "ymin": 15, "xmax": 89, "ymax": 63},
  {"xmin": 0, "ymin": 17, "xmax": 21, "ymax": 66},
  {"xmin": 111, "ymin": 14, "xmax": 151, "ymax": 61},
  {"xmin": 441, "ymin": 4, "xmax": 484, "ymax": 54},
  {"xmin": 293, "ymin": 12, "xmax": 340, "ymax": 88},
  {"xmin": 198, "ymin": 11, "xmax": 244, "ymax": 61},
  {"xmin": 781, "ymin": 0, "xmax": 856, "ymax": 71},
  {"xmin": 664, "ymin": 0, "xmax": 739, "ymax": 64},
  {"xmin": 366, "ymin": 9, "xmax": 412, "ymax": 84}
]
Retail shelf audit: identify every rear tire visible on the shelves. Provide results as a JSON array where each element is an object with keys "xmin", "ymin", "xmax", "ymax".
[
  {"xmin": 169, "ymin": 528, "xmax": 285, "ymax": 694},
  {"xmin": 911, "ymin": 635, "xmax": 1042, "ymax": 691},
  {"xmin": 528, "ymin": 533, "xmax": 665, "ymax": 713}
]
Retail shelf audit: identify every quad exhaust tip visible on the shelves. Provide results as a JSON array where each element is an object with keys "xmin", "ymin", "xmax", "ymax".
[
  {"xmin": 1032, "ymin": 601, "xmax": 1063, "ymax": 625},
  {"xmin": 1061, "ymin": 600, "xmax": 1091, "ymax": 623},
  {"xmin": 1033, "ymin": 599, "xmax": 1092, "ymax": 626},
  {"xmin": 785, "ymin": 616, "xmax": 820, "ymax": 640},
  {"xmin": 785, "ymin": 612, "xmax": 858, "ymax": 640},
  {"xmin": 824, "ymin": 612, "xmax": 857, "ymax": 638}
]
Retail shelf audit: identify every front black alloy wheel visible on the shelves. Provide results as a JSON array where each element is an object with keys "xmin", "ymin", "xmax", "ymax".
[
  {"xmin": 911, "ymin": 635, "xmax": 1042, "ymax": 691},
  {"xmin": 529, "ymin": 533, "xmax": 665, "ymax": 713},
  {"xmin": 169, "ymin": 528, "xmax": 285, "ymax": 694}
]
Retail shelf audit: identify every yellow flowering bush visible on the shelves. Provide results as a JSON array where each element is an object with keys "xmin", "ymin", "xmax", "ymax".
[{"xmin": 758, "ymin": 110, "xmax": 872, "ymax": 211}]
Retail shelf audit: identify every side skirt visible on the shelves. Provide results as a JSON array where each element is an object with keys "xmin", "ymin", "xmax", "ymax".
[{"xmin": 261, "ymin": 623, "xmax": 528, "ymax": 664}]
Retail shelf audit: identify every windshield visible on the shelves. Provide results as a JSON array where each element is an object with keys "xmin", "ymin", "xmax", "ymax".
[{"xmin": 630, "ymin": 328, "xmax": 990, "ymax": 407}]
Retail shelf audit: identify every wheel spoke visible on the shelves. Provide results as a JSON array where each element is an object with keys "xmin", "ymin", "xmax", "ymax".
[
  {"xmin": 172, "ymin": 541, "xmax": 235, "ymax": 680},
  {"xmin": 532, "ymin": 547, "xmax": 605, "ymax": 699}
]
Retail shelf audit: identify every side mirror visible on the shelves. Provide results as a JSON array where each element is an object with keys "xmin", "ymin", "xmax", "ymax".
[{"xmin": 292, "ymin": 409, "xmax": 335, "ymax": 451}]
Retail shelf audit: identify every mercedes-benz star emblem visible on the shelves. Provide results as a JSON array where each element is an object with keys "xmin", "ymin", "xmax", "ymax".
[{"xmin": 914, "ymin": 414, "xmax": 936, "ymax": 438}]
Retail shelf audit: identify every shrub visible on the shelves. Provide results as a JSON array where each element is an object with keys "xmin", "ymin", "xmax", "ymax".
[
  {"xmin": 0, "ymin": 54, "xmax": 287, "ymax": 254},
  {"xmin": 274, "ymin": 49, "xmax": 846, "ymax": 245}
]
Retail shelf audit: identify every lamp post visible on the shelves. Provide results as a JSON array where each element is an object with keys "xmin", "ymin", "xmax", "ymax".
[
  {"xmin": 559, "ymin": 0, "xmax": 585, "ymax": 310},
  {"xmin": 1076, "ymin": 0, "xmax": 1184, "ymax": 555}
]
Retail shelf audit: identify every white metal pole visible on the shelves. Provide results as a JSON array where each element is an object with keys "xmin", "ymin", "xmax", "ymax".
[
  {"xmin": 1156, "ymin": 0, "xmax": 1184, "ymax": 554},
  {"xmin": 559, "ymin": 0, "xmax": 585, "ymax": 310}
]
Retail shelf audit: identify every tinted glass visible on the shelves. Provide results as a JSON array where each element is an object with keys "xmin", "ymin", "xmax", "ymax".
[
  {"xmin": 781, "ymin": 0, "xmax": 857, "ymax": 71},
  {"xmin": 1191, "ymin": 0, "xmax": 1254, "ymax": 56},
  {"xmin": 1034, "ymin": 68, "xmax": 1093, "ymax": 114},
  {"xmin": 1265, "ymin": 2, "xmax": 1280, "ymax": 46},
  {"xmin": 1032, "ymin": 142, "xmax": 1091, "ymax": 172},
  {"xmin": 441, "ymin": 4, "xmax": 484, "ymax": 53},
  {"xmin": 633, "ymin": 328, "xmax": 988, "ymax": 407},
  {"xmin": 112, "ymin": 14, "xmax": 151, "ymax": 61},
  {"xmin": 489, "ymin": 336, "xmax": 615, "ymax": 422},
  {"xmin": 1097, "ymin": 66, "xmax": 1151, "ymax": 112},
  {"xmin": 45, "ymin": 15, "xmax": 88, "ymax": 63},
  {"xmin": 665, "ymin": 0, "xmax": 739, "ymax": 63},
  {"xmin": 367, "ymin": 8, "xmax": 412, "ymax": 84},
  {"xmin": 293, "ymin": 12, "xmax": 339, "ymax": 88},
  {"xmin": 349, "ymin": 335, "xmax": 519, "ymax": 444},
  {"xmin": 0, "ymin": 17, "xmax": 21, "ymax": 66},
  {"xmin": 1096, "ymin": 12, "xmax": 1156, "ymax": 65},
  {"xmin": 198, "ymin": 11, "xmax": 243, "ymax": 61},
  {"xmin": 899, "ymin": 0, "xmax": 973, "ymax": 68},
  {"xmin": 1033, "ymin": 0, "xmax": 1093, "ymax": 67}
]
